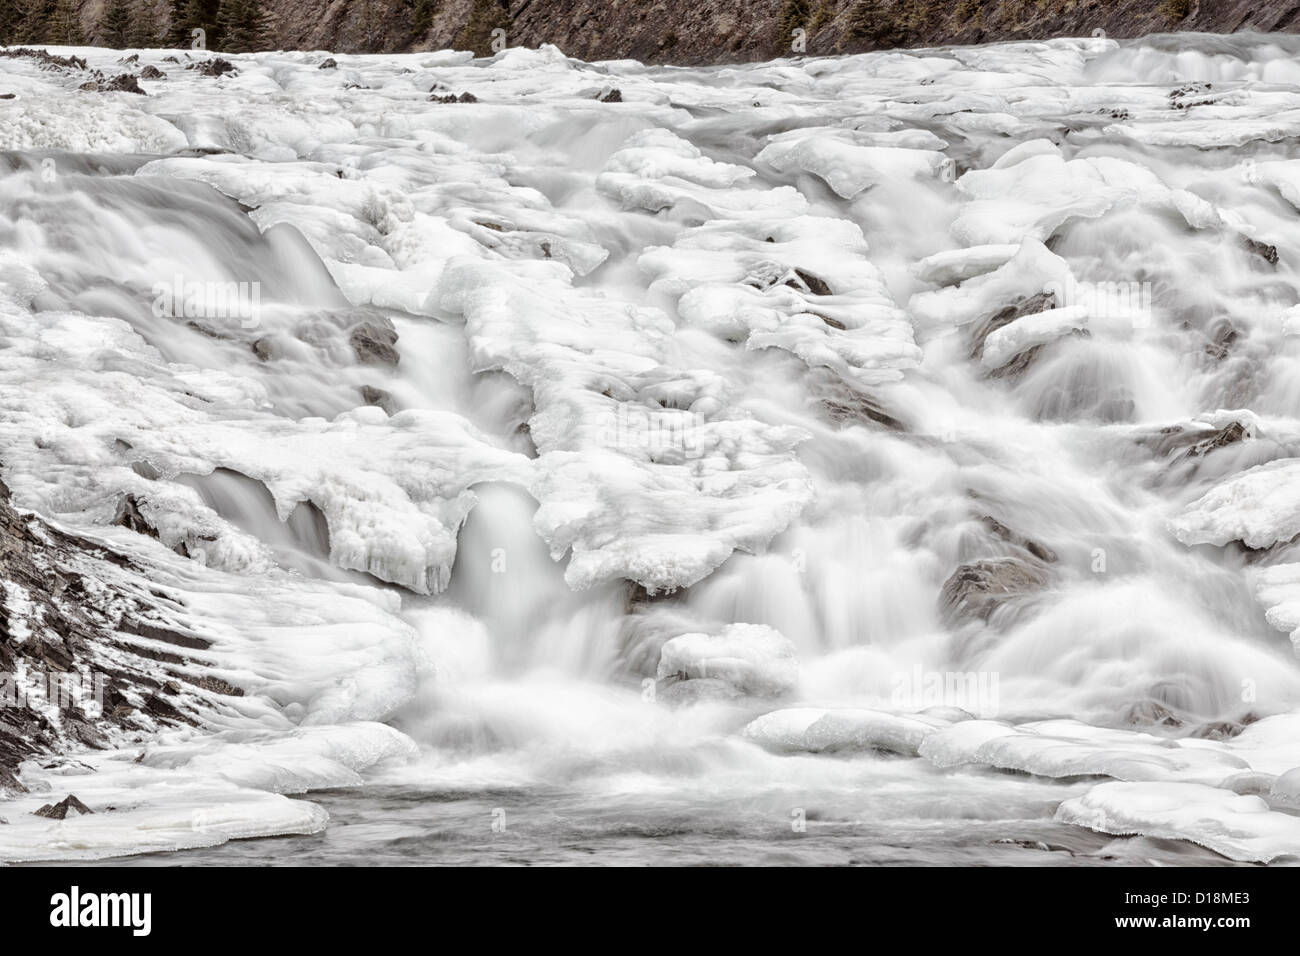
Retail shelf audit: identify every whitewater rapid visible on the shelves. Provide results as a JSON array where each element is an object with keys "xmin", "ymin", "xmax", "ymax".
[{"xmin": 3, "ymin": 33, "xmax": 1300, "ymax": 864}]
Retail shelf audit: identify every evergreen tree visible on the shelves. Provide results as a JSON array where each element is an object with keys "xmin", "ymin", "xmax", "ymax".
[
  {"xmin": 130, "ymin": 0, "xmax": 169, "ymax": 47},
  {"xmin": 218, "ymin": 0, "xmax": 271, "ymax": 53},
  {"xmin": 168, "ymin": 0, "xmax": 221, "ymax": 49},
  {"xmin": 453, "ymin": 0, "xmax": 508, "ymax": 57},
  {"xmin": 47, "ymin": 0, "xmax": 84, "ymax": 44},
  {"xmin": 17, "ymin": 0, "xmax": 58, "ymax": 44},
  {"xmin": 409, "ymin": 0, "xmax": 435, "ymax": 44},
  {"xmin": 0, "ymin": 2, "xmax": 19, "ymax": 44},
  {"xmin": 100, "ymin": 0, "xmax": 132, "ymax": 47},
  {"xmin": 165, "ymin": 0, "xmax": 189, "ymax": 45}
]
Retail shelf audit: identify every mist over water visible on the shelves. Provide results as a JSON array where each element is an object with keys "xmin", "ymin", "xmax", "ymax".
[{"xmin": 4, "ymin": 34, "xmax": 1300, "ymax": 864}]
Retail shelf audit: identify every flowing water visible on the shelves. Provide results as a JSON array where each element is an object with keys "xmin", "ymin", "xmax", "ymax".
[{"xmin": 4, "ymin": 34, "xmax": 1300, "ymax": 864}]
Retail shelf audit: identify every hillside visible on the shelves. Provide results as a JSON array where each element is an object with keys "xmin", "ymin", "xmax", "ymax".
[{"xmin": 5, "ymin": 0, "xmax": 1300, "ymax": 61}]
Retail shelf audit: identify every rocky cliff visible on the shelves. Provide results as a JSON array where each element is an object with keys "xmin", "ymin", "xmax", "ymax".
[
  {"xmin": 265, "ymin": 0, "xmax": 1300, "ymax": 61},
  {"xmin": 19, "ymin": 0, "xmax": 1300, "ymax": 61}
]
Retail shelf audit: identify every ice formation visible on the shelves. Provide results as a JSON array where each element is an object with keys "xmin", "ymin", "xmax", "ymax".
[{"xmin": 2, "ymin": 33, "xmax": 1300, "ymax": 863}]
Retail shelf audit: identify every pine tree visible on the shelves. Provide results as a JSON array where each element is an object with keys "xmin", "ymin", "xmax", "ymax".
[
  {"xmin": 130, "ymin": 0, "xmax": 169, "ymax": 47},
  {"xmin": 453, "ymin": 0, "xmax": 509, "ymax": 57},
  {"xmin": 0, "ymin": 2, "xmax": 19, "ymax": 44},
  {"xmin": 47, "ymin": 0, "xmax": 84, "ymax": 45},
  {"xmin": 218, "ymin": 0, "xmax": 271, "ymax": 53},
  {"xmin": 409, "ymin": 0, "xmax": 435, "ymax": 44},
  {"xmin": 17, "ymin": 0, "xmax": 57, "ymax": 44},
  {"xmin": 100, "ymin": 0, "xmax": 132, "ymax": 47},
  {"xmin": 168, "ymin": 0, "xmax": 220, "ymax": 50},
  {"xmin": 164, "ymin": 0, "xmax": 189, "ymax": 45}
]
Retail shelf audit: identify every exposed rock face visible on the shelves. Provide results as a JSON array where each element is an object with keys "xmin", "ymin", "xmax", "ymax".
[
  {"xmin": 40, "ymin": 1, "xmax": 1300, "ymax": 64},
  {"xmin": 940, "ymin": 557, "xmax": 1050, "ymax": 625},
  {"xmin": 359, "ymin": 385, "xmax": 398, "ymax": 415},
  {"xmin": 1139, "ymin": 420, "xmax": 1251, "ymax": 462},
  {"xmin": 111, "ymin": 494, "xmax": 158, "ymax": 538},
  {"xmin": 0, "ymin": 478, "xmax": 207, "ymax": 793},
  {"xmin": 969, "ymin": 291, "xmax": 1060, "ymax": 380},
  {"xmin": 187, "ymin": 58, "xmax": 237, "ymax": 77},
  {"xmin": 33, "ymin": 794, "xmax": 94, "ymax": 819},
  {"xmin": 78, "ymin": 73, "xmax": 147, "ymax": 94},
  {"xmin": 1137, "ymin": 418, "xmax": 1255, "ymax": 488},
  {"xmin": 349, "ymin": 319, "xmax": 400, "ymax": 367},
  {"xmin": 506, "ymin": 0, "xmax": 1300, "ymax": 62}
]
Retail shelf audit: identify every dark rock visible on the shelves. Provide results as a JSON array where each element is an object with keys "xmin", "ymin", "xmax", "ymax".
[
  {"xmin": 0, "ymin": 48, "xmax": 86, "ymax": 71},
  {"xmin": 186, "ymin": 674, "xmax": 245, "ymax": 697},
  {"xmin": 599, "ymin": 88, "xmax": 623, "ymax": 102},
  {"xmin": 1242, "ymin": 235, "xmax": 1279, "ymax": 266},
  {"xmin": 1123, "ymin": 699, "xmax": 1185, "ymax": 729},
  {"xmin": 349, "ymin": 320, "xmax": 400, "ymax": 366},
  {"xmin": 187, "ymin": 58, "xmax": 236, "ymax": 78},
  {"xmin": 169, "ymin": 145, "xmax": 232, "ymax": 157},
  {"xmin": 812, "ymin": 369, "xmax": 903, "ymax": 431},
  {"xmin": 940, "ymin": 558, "xmax": 1050, "ymax": 625},
  {"xmin": 0, "ymin": 766, "xmax": 24, "ymax": 794},
  {"xmin": 144, "ymin": 694, "xmax": 184, "ymax": 721},
  {"xmin": 118, "ymin": 618, "xmax": 212, "ymax": 651},
  {"xmin": 104, "ymin": 74, "xmax": 146, "ymax": 95},
  {"xmin": 786, "ymin": 268, "xmax": 833, "ymax": 296},
  {"xmin": 318, "ymin": 57, "xmax": 338, "ymax": 69},
  {"xmin": 1204, "ymin": 319, "xmax": 1238, "ymax": 361},
  {"xmin": 968, "ymin": 290, "xmax": 1058, "ymax": 379},
  {"xmin": 623, "ymin": 581, "xmax": 675, "ymax": 614},
  {"xmin": 821, "ymin": 390, "xmax": 903, "ymax": 431},
  {"xmin": 0, "ymin": 93, "xmax": 14, "ymax": 100},
  {"xmin": 358, "ymin": 385, "xmax": 397, "ymax": 414},
  {"xmin": 1191, "ymin": 714, "xmax": 1257, "ymax": 740},
  {"xmin": 140, "ymin": 65, "xmax": 166, "ymax": 80},
  {"xmin": 1138, "ymin": 420, "xmax": 1249, "ymax": 462},
  {"xmin": 1183, "ymin": 421, "xmax": 1249, "ymax": 458},
  {"xmin": 111, "ymin": 494, "xmax": 158, "ymax": 538},
  {"xmin": 185, "ymin": 320, "xmax": 229, "ymax": 340},
  {"xmin": 33, "ymin": 794, "xmax": 94, "ymax": 819},
  {"xmin": 980, "ymin": 516, "xmax": 1057, "ymax": 563}
]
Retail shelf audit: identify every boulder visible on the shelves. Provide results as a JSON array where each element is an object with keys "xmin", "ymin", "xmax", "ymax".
[{"xmin": 940, "ymin": 558, "xmax": 1050, "ymax": 625}]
